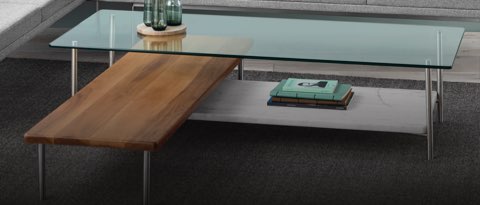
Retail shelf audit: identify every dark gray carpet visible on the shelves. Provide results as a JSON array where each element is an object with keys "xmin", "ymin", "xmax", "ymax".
[{"xmin": 1, "ymin": 58, "xmax": 480, "ymax": 205}]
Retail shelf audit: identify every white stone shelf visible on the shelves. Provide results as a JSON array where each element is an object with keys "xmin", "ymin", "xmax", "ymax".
[{"xmin": 190, "ymin": 80, "xmax": 436, "ymax": 135}]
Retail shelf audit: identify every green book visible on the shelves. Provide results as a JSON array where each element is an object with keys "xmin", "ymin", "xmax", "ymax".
[
  {"xmin": 270, "ymin": 80, "xmax": 352, "ymax": 101},
  {"xmin": 282, "ymin": 78, "xmax": 338, "ymax": 93}
]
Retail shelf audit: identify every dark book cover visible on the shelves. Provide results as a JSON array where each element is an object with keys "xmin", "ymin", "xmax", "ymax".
[{"xmin": 267, "ymin": 92, "xmax": 354, "ymax": 110}]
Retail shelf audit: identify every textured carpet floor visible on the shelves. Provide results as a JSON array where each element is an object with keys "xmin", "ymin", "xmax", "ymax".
[{"xmin": 1, "ymin": 58, "xmax": 480, "ymax": 205}]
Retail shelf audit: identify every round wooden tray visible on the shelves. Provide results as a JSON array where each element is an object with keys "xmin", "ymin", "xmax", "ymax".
[{"xmin": 137, "ymin": 23, "xmax": 187, "ymax": 36}]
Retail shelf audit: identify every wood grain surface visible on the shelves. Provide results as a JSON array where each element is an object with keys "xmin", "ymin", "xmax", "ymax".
[{"xmin": 25, "ymin": 53, "xmax": 240, "ymax": 151}]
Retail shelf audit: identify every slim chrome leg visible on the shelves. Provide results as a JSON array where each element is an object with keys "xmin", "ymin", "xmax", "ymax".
[
  {"xmin": 38, "ymin": 144, "xmax": 45, "ymax": 200},
  {"xmin": 71, "ymin": 41, "xmax": 78, "ymax": 96},
  {"xmin": 437, "ymin": 69, "xmax": 444, "ymax": 122},
  {"xmin": 436, "ymin": 31, "xmax": 444, "ymax": 123},
  {"xmin": 426, "ymin": 68, "xmax": 434, "ymax": 160},
  {"xmin": 238, "ymin": 59, "xmax": 244, "ymax": 80},
  {"xmin": 109, "ymin": 51, "xmax": 115, "ymax": 67},
  {"xmin": 143, "ymin": 151, "xmax": 151, "ymax": 205},
  {"xmin": 109, "ymin": 14, "xmax": 116, "ymax": 67},
  {"xmin": 96, "ymin": 0, "xmax": 99, "ymax": 11}
]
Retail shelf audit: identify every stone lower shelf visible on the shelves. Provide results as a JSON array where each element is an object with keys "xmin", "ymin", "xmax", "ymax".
[{"xmin": 190, "ymin": 80, "xmax": 437, "ymax": 135}]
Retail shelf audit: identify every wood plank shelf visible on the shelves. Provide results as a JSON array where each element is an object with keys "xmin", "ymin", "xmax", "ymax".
[
  {"xmin": 190, "ymin": 80, "xmax": 437, "ymax": 135},
  {"xmin": 24, "ymin": 53, "xmax": 240, "ymax": 151}
]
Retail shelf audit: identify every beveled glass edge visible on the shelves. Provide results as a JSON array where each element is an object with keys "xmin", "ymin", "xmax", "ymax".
[
  {"xmin": 47, "ymin": 44, "xmax": 456, "ymax": 69},
  {"xmin": 450, "ymin": 31, "xmax": 466, "ymax": 69}
]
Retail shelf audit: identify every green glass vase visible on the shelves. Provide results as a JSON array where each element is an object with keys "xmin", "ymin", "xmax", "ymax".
[
  {"xmin": 143, "ymin": 0, "xmax": 153, "ymax": 26},
  {"xmin": 166, "ymin": 0, "xmax": 182, "ymax": 26},
  {"xmin": 152, "ymin": 0, "xmax": 167, "ymax": 31}
]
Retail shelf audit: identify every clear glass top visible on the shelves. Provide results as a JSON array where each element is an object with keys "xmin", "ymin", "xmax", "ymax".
[{"xmin": 50, "ymin": 10, "xmax": 465, "ymax": 69}]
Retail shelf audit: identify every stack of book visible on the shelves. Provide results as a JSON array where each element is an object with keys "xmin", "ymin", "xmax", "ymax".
[{"xmin": 268, "ymin": 78, "xmax": 354, "ymax": 110}]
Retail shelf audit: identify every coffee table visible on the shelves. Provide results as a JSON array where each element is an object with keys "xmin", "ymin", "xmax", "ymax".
[{"xmin": 45, "ymin": 9, "xmax": 464, "ymax": 203}]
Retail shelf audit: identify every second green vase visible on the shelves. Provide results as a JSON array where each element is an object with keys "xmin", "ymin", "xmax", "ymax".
[
  {"xmin": 166, "ymin": 0, "xmax": 182, "ymax": 26},
  {"xmin": 152, "ymin": 0, "xmax": 167, "ymax": 31}
]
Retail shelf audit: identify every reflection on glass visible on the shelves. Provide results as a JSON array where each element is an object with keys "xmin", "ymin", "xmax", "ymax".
[
  {"xmin": 437, "ymin": 31, "xmax": 443, "ymax": 65},
  {"xmin": 166, "ymin": 0, "xmax": 182, "ymax": 26},
  {"xmin": 143, "ymin": 0, "xmax": 153, "ymax": 26},
  {"xmin": 142, "ymin": 34, "xmax": 185, "ymax": 51},
  {"xmin": 152, "ymin": 0, "xmax": 167, "ymax": 31}
]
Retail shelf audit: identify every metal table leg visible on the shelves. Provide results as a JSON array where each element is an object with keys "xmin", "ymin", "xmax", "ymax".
[
  {"xmin": 437, "ymin": 31, "xmax": 444, "ymax": 123},
  {"xmin": 72, "ymin": 41, "xmax": 78, "ymax": 96},
  {"xmin": 238, "ymin": 59, "xmax": 244, "ymax": 80},
  {"xmin": 109, "ymin": 15, "xmax": 116, "ymax": 67},
  {"xmin": 426, "ymin": 68, "xmax": 434, "ymax": 160},
  {"xmin": 143, "ymin": 151, "xmax": 151, "ymax": 205},
  {"xmin": 437, "ymin": 70, "xmax": 444, "ymax": 122},
  {"xmin": 109, "ymin": 51, "xmax": 115, "ymax": 67},
  {"xmin": 38, "ymin": 144, "xmax": 45, "ymax": 200}
]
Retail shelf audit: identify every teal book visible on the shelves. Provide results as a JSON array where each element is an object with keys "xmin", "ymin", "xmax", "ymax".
[
  {"xmin": 270, "ymin": 80, "xmax": 352, "ymax": 101},
  {"xmin": 282, "ymin": 78, "xmax": 338, "ymax": 93}
]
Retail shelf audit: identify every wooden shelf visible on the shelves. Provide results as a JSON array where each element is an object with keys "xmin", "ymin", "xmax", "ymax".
[
  {"xmin": 24, "ymin": 53, "xmax": 240, "ymax": 150},
  {"xmin": 191, "ymin": 80, "xmax": 437, "ymax": 135}
]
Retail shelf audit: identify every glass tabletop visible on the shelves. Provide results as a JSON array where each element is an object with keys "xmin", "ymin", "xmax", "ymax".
[{"xmin": 50, "ymin": 10, "xmax": 465, "ymax": 69}]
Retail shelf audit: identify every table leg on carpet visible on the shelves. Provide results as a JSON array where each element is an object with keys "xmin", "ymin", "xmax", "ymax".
[
  {"xmin": 238, "ymin": 59, "xmax": 244, "ymax": 80},
  {"xmin": 143, "ymin": 151, "xmax": 151, "ymax": 205},
  {"xmin": 71, "ymin": 41, "xmax": 78, "ymax": 96},
  {"xmin": 38, "ymin": 144, "xmax": 45, "ymax": 200},
  {"xmin": 426, "ymin": 67, "xmax": 434, "ymax": 160}
]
